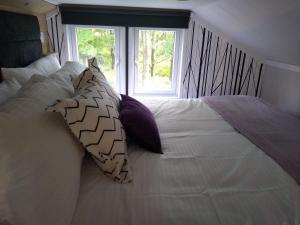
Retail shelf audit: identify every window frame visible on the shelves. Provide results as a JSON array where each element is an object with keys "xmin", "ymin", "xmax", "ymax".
[
  {"xmin": 65, "ymin": 25, "xmax": 184, "ymax": 97},
  {"xmin": 66, "ymin": 24, "xmax": 126, "ymax": 93},
  {"xmin": 129, "ymin": 27, "xmax": 183, "ymax": 97}
]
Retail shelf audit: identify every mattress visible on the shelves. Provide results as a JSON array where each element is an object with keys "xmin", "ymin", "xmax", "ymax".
[{"xmin": 71, "ymin": 98, "xmax": 300, "ymax": 225}]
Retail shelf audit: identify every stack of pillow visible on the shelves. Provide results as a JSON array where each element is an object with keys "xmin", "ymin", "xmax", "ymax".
[
  {"xmin": 0, "ymin": 78, "xmax": 21, "ymax": 105},
  {"xmin": 0, "ymin": 55, "xmax": 162, "ymax": 225},
  {"xmin": 0, "ymin": 53, "xmax": 61, "ymax": 105},
  {"xmin": 0, "ymin": 53, "xmax": 87, "ymax": 225}
]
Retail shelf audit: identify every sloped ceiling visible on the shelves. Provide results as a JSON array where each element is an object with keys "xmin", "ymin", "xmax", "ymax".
[
  {"xmin": 47, "ymin": 0, "xmax": 300, "ymax": 66},
  {"xmin": 194, "ymin": 0, "xmax": 300, "ymax": 67}
]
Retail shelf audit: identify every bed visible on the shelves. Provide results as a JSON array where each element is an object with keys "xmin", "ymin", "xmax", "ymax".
[
  {"xmin": 71, "ymin": 97, "xmax": 300, "ymax": 225},
  {"xmin": 0, "ymin": 10, "xmax": 299, "ymax": 225}
]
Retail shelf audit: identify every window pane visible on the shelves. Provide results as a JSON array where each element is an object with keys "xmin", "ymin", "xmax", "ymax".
[
  {"xmin": 137, "ymin": 30, "xmax": 175, "ymax": 91},
  {"xmin": 76, "ymin": 27, "xmax": 116, "ymax": 88}
]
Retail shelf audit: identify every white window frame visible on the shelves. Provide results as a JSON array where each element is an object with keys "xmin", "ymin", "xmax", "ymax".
[
  {"xmin": 65, "ymin": 25, "xmax": 184, "ymax": 97},
  {"xmin": 65, "ymin": 25, "xmax": 126, "ymax": 94},
  {"xmin": 128, "ymin": 27, "xmax": 183, "ymax": 97}
]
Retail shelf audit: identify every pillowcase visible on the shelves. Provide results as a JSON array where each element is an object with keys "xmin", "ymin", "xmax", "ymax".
[
  {"xmin": 0, "ymin": 75, "xmax": 72, "ymax": 116},
  {"xmin": 47, "ymin": 69, "xmax": 131, "ymax": 183},
  {"xmin": 51, "ymin": 61, "xmax": 86, "ymax": 78},
  {"xmin": 0, "ymin": 112, "xmax": 84, "ymax": 225},
  {"xmin": 1, "ymin": 67, "xmax": 39, "ymax": 85},
  {"xmin": 119, "ymin": 94, "xmax": 162, "ymax": 154},
  {"xmin": 0, "ymin": 78, "xmax": 21, "ymax": 105},
  {"xmin": 88, "ymin": 57, "xmax": 105, "ymax": 75},
  {"xmin": 49, "ymin": 61, "xmax": 87, "ymax": 93},
  {"xmin": 27, "ymin": 53, "xmax": 61, "ymax": 75},
  {"xmin": 86, "ymin": 57, "xmax": 121, "ymax": 108},
  {"xmin": 1, "ymin": 53, "xmax": 61, "ymax": 85}
]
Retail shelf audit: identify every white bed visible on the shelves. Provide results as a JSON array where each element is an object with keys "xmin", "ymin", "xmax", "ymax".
[
  {"xmin": 0, "ymin": 10, "xmax": 299, "ymax": 225},
  {"xmin": 0, "ymin": 53, "xmax": 299, "ymax": 225},
  {"xmin": 71, "ymin": 98, "xmax": 300, "ymax": 225}
]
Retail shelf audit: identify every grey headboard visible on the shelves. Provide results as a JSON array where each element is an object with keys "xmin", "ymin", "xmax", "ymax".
[{"xmin": 0, "ymin": 10, "xmax": 43, "ymax": 81}]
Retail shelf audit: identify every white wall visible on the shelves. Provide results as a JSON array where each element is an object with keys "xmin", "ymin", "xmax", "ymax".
[
  {"xmin": 260, "ymin": 65, "xmax": 300, "ymax": 118},
  {"xmin": 194, "ymin": 0, "xmax": 300, "ymax": 67}
]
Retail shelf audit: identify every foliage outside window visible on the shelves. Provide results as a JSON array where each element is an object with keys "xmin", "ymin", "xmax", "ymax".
[
  {"xmin": 137, "ymin": 30, "xmax": 175, "ymax": 91},
  {"xmin": 68, "ymin": 25, "xmax": 183, "ymax": 97},
  {"xmin": 76, "ymin": 27, "xmax": 117, "ymax": 88}
]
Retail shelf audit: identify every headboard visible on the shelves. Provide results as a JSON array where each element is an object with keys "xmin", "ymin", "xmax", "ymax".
[{"xmin": 0, "ymin": 10, "xmax": 43, "ymax": 81}]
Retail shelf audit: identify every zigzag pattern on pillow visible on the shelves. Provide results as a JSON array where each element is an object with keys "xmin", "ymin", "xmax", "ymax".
[
  {"xmin": 72, "ymin": 69, "xmax": 120, "ymax": 109},
  {"xmin": 48, "ymin": 70, "xmax": 131, "ymax": 183},
  {"xmin": 87, "ymin": 57, "xmax": 121, "ymax": 108},
  {"xmin": 87, "ymin": 57, "xmax": 107, "ymax": 80}
]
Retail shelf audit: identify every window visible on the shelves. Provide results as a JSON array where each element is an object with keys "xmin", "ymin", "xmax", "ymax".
[
  {"xmin": 67, "ymin": 25, "xmax": 124, "ymax": 92},
  {"xmin": 129, "ymin": 28, "xmax": 183, "ymax": 96},
  {"xmin": 66, "ymin": 25, "xmax": 183, "ymax": 97},
  {"xmin": 76, "ymin": 27, "xmax": 116, "ymax": 87}
]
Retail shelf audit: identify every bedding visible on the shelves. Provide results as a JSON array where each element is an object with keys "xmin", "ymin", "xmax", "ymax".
[
  {"xmin": 49, "ymin": 61, "xmax": 87, "ymax": 92},
  {"xmin": 0, "ymin": 54, "xmax": 299, "ymax": 224},
  {"xmin": 0, "ymin": 112, "xmax": 84, "ymax": 225},
  {"xmin": 84, "ymin": 57, "xmax": 121, "ymax": 108},
  {"xmin": 48, "ymin": 69, "xmax": 131, "ymax": 183},
  {"xmin": 0, "ymin": 69, "xmax": 84, "ymax": 225},
  {"xmin": 0, "ymin": 75, "xmax": 72, "ymax": 116},
  {"xmin": 71, "ymin": 98, "xmax": 300, "ymax": 225},
  {"xmin": 119, "ymin": 94, "xmax": 162, "ymax": 153},
  {"xmin": 0, "ymin": 63, "xmax": 89, "ymax": 225},
  {"xmin": 0, "ymin": 79, "xmax": 21, "ymax": 105},
  {"xmin": 1, "ymin": 53, "xmax": 60, "ymax": 85},
  {"xmin": 51, "ymin": 61, "xmax": 86, "ymax": 78},
  {"xmin": 203, "ymin": 95, "xmax": 300, "ymax": 184},
  {"xmin": 0, "ymin": 60, "xmax": 87, "ymax": 116}
]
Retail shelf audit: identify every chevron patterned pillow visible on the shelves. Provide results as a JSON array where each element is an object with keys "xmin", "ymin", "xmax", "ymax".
[
  {"xmin": 71, "ymin": 58, "xmax": 121, "ymax": 109},
  {"xmin": 47, "ymin": 71, "xmax": 131, "ymax": 183},
  {"xmin": 87, "ymin": 57, "xmax": 107, "ymax": 80}
]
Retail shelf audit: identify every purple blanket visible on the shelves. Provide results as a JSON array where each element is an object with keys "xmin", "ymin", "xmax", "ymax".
[{"xmin": 203, "ymin": 95, "xmax": 300, "ymax": 184}]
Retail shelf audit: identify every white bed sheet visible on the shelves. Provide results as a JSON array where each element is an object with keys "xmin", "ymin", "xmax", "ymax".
[{"xmin": 71, "ymin": 98, "xmax": 300, "ymax": 225}]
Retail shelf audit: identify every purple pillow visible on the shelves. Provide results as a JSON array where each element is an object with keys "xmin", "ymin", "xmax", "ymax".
[{"xmin": 119, "ymin": 94, "xmax": 162, "ymax": 154}]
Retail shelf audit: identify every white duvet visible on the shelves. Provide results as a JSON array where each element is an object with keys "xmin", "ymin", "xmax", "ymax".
[{"xmin": 71, "ymin": 98, "xmax": 300, "ymax": 225}]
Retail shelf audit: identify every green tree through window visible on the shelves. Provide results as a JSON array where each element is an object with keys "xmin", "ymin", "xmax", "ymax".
[
  {"xmin": 76, "ymin": 28, "xmax": 116, "ymax": 88},
  {"xmin": 75, "ymin": 27, "xmax": 178, "ymax": 94},
  {"xmin": 138, "ymin": 30, "xmax": 175, "ymax": 90}
]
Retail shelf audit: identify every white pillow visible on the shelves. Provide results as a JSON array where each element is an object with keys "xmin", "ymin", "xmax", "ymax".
[
  {"xmin": 0, "ymin": 79, "xmax": 21, "ymax": 105},
  {"xmin": 49, "ymin": 61, "xmax": 87, "ymax": 92},
  {"xmin": 27, "ymin": 53, "xmax": 61, "ymax": 75},
  {"xmin": 1, "ymin": 67, "xmax": 39, "ymax": 85},
  {"xmin": 0, "ymin": 75, "xmax": 72, "ymax": 116},
  {"xmin": 1, "ymin": 53, "xmax": 61, "ymax": 85},
  {"xmin": 54, "ymin": 61, "xmax": 86, "ymax": 77},
  {"xmin": 0, "ymin": 112, "xmax": 84, "ymax": 225},
  {"xmin": 48, "ymin": 69, "xmax": 131, "ymax": 183}
]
